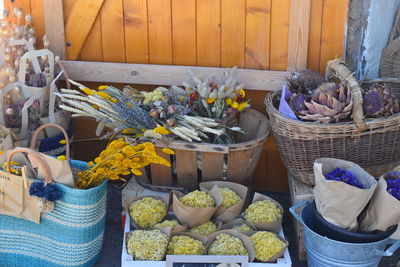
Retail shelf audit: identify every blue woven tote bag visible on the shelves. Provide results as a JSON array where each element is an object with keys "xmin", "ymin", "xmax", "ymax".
[{"xmin": 0, "ymin": 150, "xmax": 107, "ymax": 267}]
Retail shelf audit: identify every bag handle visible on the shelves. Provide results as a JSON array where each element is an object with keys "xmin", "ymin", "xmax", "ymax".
[
  {"xmin": 30, "ymin": 123, "xmax": 71, "ymax": 160},
  {"xmin": 0, "ymin": 39, "xmax": 39, "ymax": 70},
  {"xmin": 18, "ymin": 49, "xmax": 55, "ymax": 86},
  {"xmin": 7, "ymin": 148, "xmax": 53, "ymax": 184}
]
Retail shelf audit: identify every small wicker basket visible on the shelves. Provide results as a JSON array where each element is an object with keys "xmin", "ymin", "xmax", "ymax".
[
  {"xmin": 265, "ymin": 59, "xmax": 400, "ymax": 185},
  {"xmin": 136, "ymin": 108, "xmax": 270, "ymax": 191}
]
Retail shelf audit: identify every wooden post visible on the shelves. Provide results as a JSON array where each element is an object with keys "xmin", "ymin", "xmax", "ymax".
[
  {"xmin": 43, "ymin": 0, "xmax": 66, "ymax": 58},
  {"xmin": 287, "ymin": 0, "xmax": 311, "ymax": 71}
]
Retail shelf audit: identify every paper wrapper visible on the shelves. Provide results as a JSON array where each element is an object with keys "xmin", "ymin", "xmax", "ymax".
[
  {"xmin": 313, "ymin": 158, "xmax": 377, "ymax": 231},
  {"xmin": 123, "ymin": 195, "xmax": 171, "ymax": 229},
  {"xmin": 221, "ymin": 218, "xmax": 255, "ymax": 235},
  {"xmin": 206, "ymin": 229, "xmax": 255, "ymax": 262},
  {"xmin": 243, "ymin": 193, "xmax": 283, "ymax": 233},
  {"xmin": 167, "ymin": 232, "xmax": 208, "ymax": 255},
  {"xmin": 153, "ymin": 212, "xmax": 188, "ymax": 236},
  {"xmin": 245, "ymin": 231, "xmax": 288, "ymax": 263},
  {"xmin": 200, "ymin": 181, "xmax": 248, "ymax": 222},
  {"xmin": 172, "ymin": 188, "xmax": 222, "ymax": 228},
  {"xmin": 359, "ymin": 176, "xmax": 400, "ymax": 232},
  {"xmin": 0, "ymin": 126, "xmax": 14, "ymax": 151}
]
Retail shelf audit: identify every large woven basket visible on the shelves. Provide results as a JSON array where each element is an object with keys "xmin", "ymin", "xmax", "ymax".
[
  {"xmin": 136, "ymin": 108, "xmax": 270, "ymax": 191},
  {"xmin": 265, "ymin": 60, "xmax": 400, "ymax": 185}
]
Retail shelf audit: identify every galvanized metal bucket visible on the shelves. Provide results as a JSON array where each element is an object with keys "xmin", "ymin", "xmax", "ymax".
[{"xmin": 290, "ymin": 201, "xmax": 400, "ymax": 267}]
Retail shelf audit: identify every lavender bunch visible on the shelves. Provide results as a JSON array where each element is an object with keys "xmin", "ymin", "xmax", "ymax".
[
  {"xmin": 325, "ymin": 167, "xmax": 364, "ymax": 189},
  {"xmin": 384, "ymin": 172, "xmax": 400, "ymax": 200}
]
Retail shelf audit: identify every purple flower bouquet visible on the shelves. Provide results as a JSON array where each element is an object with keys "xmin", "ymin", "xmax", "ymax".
[{"xmin": 325, "ymin": 167, "xmax": 364, "ymax": 189}]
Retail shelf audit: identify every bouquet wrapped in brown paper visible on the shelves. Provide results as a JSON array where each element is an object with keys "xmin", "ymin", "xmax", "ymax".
[
  {"xmin": 187, "ymin": 220, "xmax": 222, "ymax": 237},
  {"xmin": 206, "ymin": 229, "xmax": 255, "ymax": 262},
  {"xmin": 200, "ymin": 181, "xmax": 248, "ymax": 222},
  {"xmin": 359, "ymin": 169, "xmax": 400, "ymax": 233},
  {"xmin": 243, "ymin": 193, "xmax": 283, "ymax": 233},
  {"xmin": 221, "ymin": 218, "xmax": 255, "ymax": 234},
  {"xmin": 172, "ymin": 188, "xmax": 222, "ymax": 227},
  {"xmin": 123, "ymin": 195, "xmax": 170, "ymax": 229},
  {"xmin": 246, "ymin": 231, "xmax": 288, "ymax": 263},
  {"xmin": 313, "ymin": 158, "xmax": 377, "ymax": 231},
  {"xmin": 153, "ymin": 213, "xmax": 188, "ymax": 236},
  {"xmin": 167, "ymin": 232, "xmax": 208, "ymax": 255}
]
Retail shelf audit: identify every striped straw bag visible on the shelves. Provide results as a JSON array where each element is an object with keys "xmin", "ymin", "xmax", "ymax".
[{"xmin": 0, "ymin": 126, "xmax": 106, "ymax": 267}]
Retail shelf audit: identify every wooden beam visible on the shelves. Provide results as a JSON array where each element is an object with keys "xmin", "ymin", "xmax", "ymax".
[
  {"xmin": 43, "ymin": 0, "xmax": 66, "ymax": 59},
  {"xmin": 59, "ymin": 60, "xmax": 290, "ymax": 91},
  {"xmin": 64, "ymin": 0, "xmax": 105, "ymax": 60},
  {"xmin": 287, "ymin": 0, "xmax": 311, "ymax": 71}
]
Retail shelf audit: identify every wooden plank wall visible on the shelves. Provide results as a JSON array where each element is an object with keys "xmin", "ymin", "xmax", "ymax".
[{"xmin": 6, "ymin": 0, "xmax": 349, "ymax": 192}]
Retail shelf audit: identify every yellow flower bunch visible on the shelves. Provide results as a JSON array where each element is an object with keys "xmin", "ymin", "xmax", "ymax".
[
  {"xmin": 188, "ymin": 221, "xmax": 217, "ymax": 236},
  {"xmin": 154, "ymin": 219, "xmax": 180, "ymax": 228},
  {"xmin": 244, "ymin": 200, "xmax": 282, "ymax": 224},
  {"xmin": 76, "ymin": 138, "xmax": 171, "ymax": 189},
  {"xmin": 167, "ymin": 235, "xmax": 205, "ymax": 255},
  {"xmin": 219, "ymin": 187, "xmax": 241, "ymax": 208},
  {"xmin": 233, "ymin": 223, "xmax": 253, "ymax": 233},
  {"xmin": 208, "ymin": 233, "xmax": 248, "ymax": 256},
  {"xmin": 2, "ymin": 161, "xmax": 20, "ymax": 175},
  {"xmin": 129, "ymin": 197, "xmax": 168, "ymax": 228},
  {"xmin": 251, "ymin": 231, "xmax": 287, "ymax": 262},
  {"xmin": 142, "ymin": 90, "xmax": 166, "ymax": 105},
  {"xmin": 179, "ymin": 190, "xmax": 215, "ymax": 208},
  {"xmin": 153, "ymin": 126, "xmax": 171, "ymax": 135},
  {"xmin": 127, "ymin": 229, "xmax": 169, "ymax": 261}
]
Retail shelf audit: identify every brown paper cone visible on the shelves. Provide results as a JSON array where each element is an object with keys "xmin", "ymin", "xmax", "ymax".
[
  {"xmin": 200, "ymin": 181, "xmax": 248, "ymax": 222},
  {"xmin": 243, "ymin": 193, "xmax": 283, "ymax": 233},
  {"xmin": 245, "ymin": 231, "xmax": 288, "ymax": 263},
  {"xmin": 313, "ymin": 158, "xmax": 377, "ymax": 231},
  {"xmin": 123, "ymin": 195, "xmax": 170, "ymax": 229},
  {"xmin": 172, "ymin": 189, "xmax": 221, "ymax": 227},
  {"xmin": 221, "ymin": 218, "xmax": 255, "ymax": 235},
  {"xmin": 206, "ymin": 229, "xmax": 256, "ymax": 262},
  {"xmin": 359, "ymin": 176, "xmax": 400, "ymax": 232}
]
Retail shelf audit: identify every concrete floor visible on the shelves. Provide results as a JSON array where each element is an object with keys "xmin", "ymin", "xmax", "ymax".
[{"xmin": 94, "ymin": 183, "xmax": 399, "ymax": 267}]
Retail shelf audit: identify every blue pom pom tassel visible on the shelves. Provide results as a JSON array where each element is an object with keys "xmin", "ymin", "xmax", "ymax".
[{"xmin": 29, "ymin": 181, "xmax": 62, "ymax": 201}]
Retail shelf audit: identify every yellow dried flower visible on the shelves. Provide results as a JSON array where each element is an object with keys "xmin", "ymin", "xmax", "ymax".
[
  {"xmin": 226, "ymin": 98, "xmax": 232, "ymax": 106},
  {"xmin": 251, "ymin": 231, "xmax": 286, "ymax": 262},
  {"xmin": 153, "ymin": 126, "xmax": 171, "ymax": 135},
  {"xmin": 129, "ymin": 197, "xmax": 168, "ymax": 228},
  {"xmin": 244, "ymin": 200, "xmax": 282, "ymax": 224},
  {"xmin": 237, "ymin": 101, "xmax": 249, "ymax": 111},
  {"xmin": 97, "ymin": 91, "xmax": 111, "ymax": 100},
  {"xmin": 167, "ymin": 235, "xmax": 205, "ymax": 255},
  {"xmin": 127, "ymin": 230, "xmax": 168, "ymax": 260},
  {"xmin": 179, "ymin": 190, "xmax": 215, "ymax": 208},
  {"xmin": 98, "ymin": 85, "xmax": 107, "ymax": 90},
  {"xmin": 154, "ymin": 219, "xmax": 180, "ymax": 228},
  {"xmin": 2, "ymin": 161, "xmax": 21, "ymax": 175},
  {"xmin": 162, "ymin": 148, "xmax": 175, "ymax": 155},
  {"xmin": 188, "ymin": 221, "xmax": 217, "ymax": 236},
  {"xmin": 231, "ymin": 102, "xmax": 239, "ymax": 109},
  {"xmin": 82, "ymin": 88, "xmax": 95, "ymax": 95},
  {"xmin": 208, "ymin": 233, "xmax": 248, "ymax": 256},
  {"xmin": 233, "ymin": 223, "xmax": 253, "ymax": 233},
  {"xmin": 57, "ymin": 155, "xmax": 67, "ymax": 161},
  {"xmin": 59, "ymin": 139, "xmax": 67, "ymax": 144},
  {"xmin": 219, "ymin": 187, "xmax": 241, "ymax": 208}
]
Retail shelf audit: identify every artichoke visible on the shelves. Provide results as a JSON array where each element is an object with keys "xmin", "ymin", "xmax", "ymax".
[
  {"xmin": 287, "ymin": 69, "xmax": 326, "ymax": 95},
  {"xmin": 288, "ymin": 93, "xmax": 307, "ymax": 116},
  {"xmin": 362, "ymin": 83, "xmax": 400, "ymax": 118},
  {"xmin": 298, "ymin": 83, "xmax": 353, "ymax": 123}
]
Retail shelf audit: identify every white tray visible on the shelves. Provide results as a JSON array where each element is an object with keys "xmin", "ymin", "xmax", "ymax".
[{"xmin": 121, "ymin": 214, "xmax": 292, "ymax": 267}]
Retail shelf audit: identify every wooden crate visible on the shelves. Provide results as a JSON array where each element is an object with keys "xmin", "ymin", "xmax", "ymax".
[
  {"xmin": 288, "ymin": 172, "xmax": 313, "ymax": 261},
  {"xmin": 136, "ymin": 108, "xmax": 269, "ymax": 190}
]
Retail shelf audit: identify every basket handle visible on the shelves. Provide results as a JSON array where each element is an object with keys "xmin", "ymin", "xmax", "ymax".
[
  {"xmin": 326, "ymin": 59, "xmax": 367, "ymax": 132},
  {"xmin": 7, "ymin": 148, "xmax": 53, "ymax": 184},
  {"xmin": 30, "ymin": 124, "xmax": 70, "ymax": 160}
]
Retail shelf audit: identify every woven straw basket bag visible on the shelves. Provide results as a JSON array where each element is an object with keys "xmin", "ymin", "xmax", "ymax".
[
  {"xmin": 0, "ymin": 125, "xmax": 106, "ymax": 267},
  {"xmin": 265, "ymin": 59, "xmax": 400, "ymax": 185}
]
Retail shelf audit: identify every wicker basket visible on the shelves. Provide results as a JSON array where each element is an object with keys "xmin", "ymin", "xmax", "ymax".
[
  {"xmin": 265, "ymin": 60, "xmax": 400, "ymax": 185},
  {"xmin": 136, "ymin": 108, "xmax": 269, "ymax": 191}
]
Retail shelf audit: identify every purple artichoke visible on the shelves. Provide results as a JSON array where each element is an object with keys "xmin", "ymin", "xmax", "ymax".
[
  {"xmin": 325, "ymin": 167, "xmax": 364, "ymax": 189},
  {"xmin": 289, "ymin": 93, "xmax": 307, "ymax": 114},
  {"xmin": 362, "ymin": 83, "xmax": 400, "ymax": 118}
]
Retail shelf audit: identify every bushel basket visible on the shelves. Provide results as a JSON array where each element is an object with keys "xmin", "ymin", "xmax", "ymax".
[
  {"xmin": 136, "ymin": 108, "xmax": 269, "ymax": 191},
  {"xmin": 265, "ymin": 59, "xmax": 400, "ymax": 185}
]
